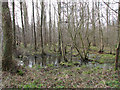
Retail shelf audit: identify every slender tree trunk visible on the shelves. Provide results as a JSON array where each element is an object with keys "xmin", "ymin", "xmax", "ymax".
[
  {"xmin": 43, "ymin": 5, "xmax": 47, "ymax": 46},
  {"xmin": 58, "ymin": 1, "xmax": 62, "ymax": 55},
  {"xmin": 92, "ymin": 1, "xmax": 96, "ymax": 46},
  {"xmin": 32, "ymin": 0, "xmax": 37, "ymax": 51},
  {"xmin": 106, "ymin": 1, "xmax": 109, "ymax": 46},
  {"xmin": 12, "ymin": 0, "xmax": 16, "ymax": 51},
  {"xmin": 98, "ymin": 2, "xmax": 104, "ymax": 53},
  {"xmin": 40, "ymin": 1, "xmax": 45, "ymax": 55},
  {"xmin": 20, "ymin": 1, "xmax": 27, "ymax": 48},
  {"xmin": 30, "ymin": 16, "xmax": 34, "ymax": 47},
  {"xmin": 23, "ymin": 1, "xmax": 29, "ymax": 45},
  {"xmin": 53, "ymin": 6, "xmax": 56, "ymax": 51},
  {"xmin": 115, "ymin": 42, "xmax": 120, "ymax": 70},
  {"xmin": 49, "ymin": 0, "xmax": 52, "ymax": 50}
]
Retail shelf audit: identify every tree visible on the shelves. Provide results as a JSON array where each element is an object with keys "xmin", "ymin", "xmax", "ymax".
[
  {"xmin": 115, "ymin": 0, "xmax": 120, "ymax": 70},
  {"xmin": 2, "ymin": 1, "xmax": 16, "ymax": 71},
  {"xmin": 43, "ymin": 5, "xmax": 48, "ymax": 46},
  {"xmin": 12, "ymin": 0, "xmax": 16, "ymax": 51},
  {"xmin": 49, "ymin": 0, "xmax": 52, "ymax": 50},
  {"xmin": 92, "ymin": 1, "xmax": 96, "ymax": 46},
  {"xmin": 20, "ymin": 0, "xmax": 27, "ymax": 48},
  {"xmin": 23, "ymin": 1, "xmax": 29, "ymax": 45},
  {"xmin": 58, "ymin": 1, "xmax": 62, "ymax": 55},
  {"xmin": 98, "ymin": 2, "xmax": 104, "ymax": 53},
  {"xmin": 40, "ymin": 1, "xmax": 45, "ymax": 55},
  {"xmin": 32, "ymin": 0, "xmax": 37, "ymax": 51}
]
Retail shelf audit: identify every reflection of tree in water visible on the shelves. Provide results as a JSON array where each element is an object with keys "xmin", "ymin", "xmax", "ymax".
[{"xmin": 21, "ymin": 55, "xmax": 63, "ymax": 67}]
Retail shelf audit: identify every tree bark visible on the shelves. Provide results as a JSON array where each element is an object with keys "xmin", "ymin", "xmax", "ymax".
[
  {"xmin": 115, "ymin": 42, "xmax": 120, "ymax": 70},
  {"xmin": 32, "ymin": 0, "xmax": 37, "ymax": 51},
  {"xmin": 115, "ymin": 0, "xmax": 120, "ymax": 70},
  {"xmin": 49, "ymin": 0, "xmax": 52, "ymax": 50},
  {"xmin": 58, "ymin": 1, "xmax": 62, "ymax": 55},
  {"xmin": 92, "ymin": 1, "xmax": 96, "ymax": 46},
  {"xmin": 12, "ymin": 0, "xmax": 16, "ymax": 51},
  {"xmin": 2, "ymin": 1, "xmax": 14, "ymax": 71},
  {"xmin": 40, "ymin": 1, "xmax": 45, "ymax": 55},
  {"xmin": 20, "ymin": 1, "xmax": 27, "ymax": 48}
]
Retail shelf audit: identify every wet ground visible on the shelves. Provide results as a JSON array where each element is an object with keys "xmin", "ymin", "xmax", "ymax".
[{"xmin": 17, "ymin": 53, "xmax": 112, "ymax": 70}]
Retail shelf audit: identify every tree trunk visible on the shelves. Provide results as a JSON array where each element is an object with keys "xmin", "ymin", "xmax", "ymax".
[
  {"xmin": 2, "ymin": 1, "xmax": 15, "ymax": 71},
  {"xmin": 32, "ymin": 0, "xmax": 37, "ymax": 51},
  {"xmin": 40, "ymin": 1, "xmax": 45, "ymax": 55},
  {"xmin": 20, "ymin": 1, "xmax": 27, "ymax": 48},
  {"xmin": 23, "ymin": 1, "xmax": 29, "ymax": 45},
  {"xmin": 43, "ymin": 8, "xmax": 47, "ymax": 46},
  {"xmin": 12, "ymin": 0, "xmax": 16, "ymax": 51},
  {"xmin": 115, "ymin": 0, "xmax": 120, "ymax": 70},
  {"xmin": 98, "ymin": 2, "xmax": 104, "ymax": 53},
  {"xmin": 49, "ymin": 0, "xmax": 52, "ymax": 50},
  {"xmin": 58, "ymin": 1, "xmax": 62, "ymax": 55},
  {"xmin": 92, "ymin": 1, "xmax": 96, "ymax": 46},
  {"xmin": 115, "ymin": 42, "xmax": 120, "ymax": 70}
]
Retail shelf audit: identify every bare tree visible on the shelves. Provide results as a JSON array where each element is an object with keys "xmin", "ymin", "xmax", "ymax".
[
  {"xmin": 20, "ymin": 0, "xmax": 27, "ymax": 48},
  {"xmin": 92, "ymin": 1, "xmax": 96, "ymax": 46},
  {"xmin": 40, "ymin": 1, "xmax": 45, "ymax": 55},
  {"xmin": 58, "ymin": 1, "xmax": 62, "ymax": 55},
  {"xmin": 49, "ymin": 0, "xmax": 52, "ymax": 50},
  {"xmin": 115, "ymin": 0, "xmax": 120, "ymax": 70},
  {"xmin": 12, "ymin": 0, "xmax": 16, "ymax": 51},
  {"xmin": 32, "ymin": 0, "xmax": 37, "ymax": 51},
  {"xmin": 2, "ymin": 1, "xmax": 16, "ymax": 71}
]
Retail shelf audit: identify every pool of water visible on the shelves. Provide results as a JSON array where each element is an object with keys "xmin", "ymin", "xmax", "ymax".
[{"xmin": 17, "ymin": 54, "xmax": 112, "ymax": 69}]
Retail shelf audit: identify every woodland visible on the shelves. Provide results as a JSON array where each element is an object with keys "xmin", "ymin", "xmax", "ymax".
[{"xmin": 0, "ymin": 0, "xmax": 120, "ymax": 88}]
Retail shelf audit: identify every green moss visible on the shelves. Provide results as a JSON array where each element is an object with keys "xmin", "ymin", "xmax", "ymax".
[
  {"xmin": 90, "ymin": 46, "xmax": 98, "ymax": 51},
  {"xmin": 47, "ymin": 64, "xmax": 54, "ymax": 67},
  {"xmin": 98, "ymin": 60, "xmax": 104, "ymax": 64},
  {"xmin": 105, "ymin": 80, "xmax": 120, "ymax": 88},
  {"xmin": 60, "ymin": 62, "xmax": 73, "ymax": 67},
  {"xmin": 36, "ymin": 65, "xmax": 43, "ymax": 69},
  {"xmin": 75, "ymin": 67, "xmax": 81, "ymax": 71},
  {"xmin": 81, "ymin": 65, "xmax": 86, "ymax": 68},
  {"xmin": 95, "ymin": 54, "xmax": 116, "ymax": 64},
  {"xmin": 17, "ymin": 70, "xmax": 24, "ymax": 76},
  {"xmin": 56, "ymin": 85, "xmax": 65, "ymax": 88},
  {"xmin": 91, "ymin": 61, "xmax": 96, "ymax": 64}
]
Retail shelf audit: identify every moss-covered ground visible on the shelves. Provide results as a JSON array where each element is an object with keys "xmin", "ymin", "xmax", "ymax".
[{"xmin": 2, "ymin": 46, "xmax": 120, "ymax": 88}]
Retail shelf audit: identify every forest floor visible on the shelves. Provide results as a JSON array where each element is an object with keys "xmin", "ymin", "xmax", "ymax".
[
  {"xmin": 2, "ymin": 64, "xmax": 120, "ymax": 88},
  {"xmin": 2, "ymin": 46, "xmax": 120, "ymax": 88}
]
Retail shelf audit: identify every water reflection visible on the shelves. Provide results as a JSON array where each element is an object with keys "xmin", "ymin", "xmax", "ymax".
[
  {"xmin": 19, "ymin": 55, "xmax": 64, "ymax": 68},
  {"xmin": 18, "ymin": 54, "xmax": 112, "ymax": 70}
]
